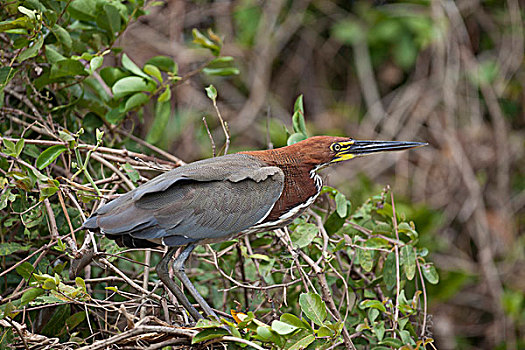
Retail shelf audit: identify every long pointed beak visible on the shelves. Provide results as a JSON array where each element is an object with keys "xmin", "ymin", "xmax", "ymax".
[{"xmin": 346, "ymin": 140, "xmax": 427, "ymax": 156}]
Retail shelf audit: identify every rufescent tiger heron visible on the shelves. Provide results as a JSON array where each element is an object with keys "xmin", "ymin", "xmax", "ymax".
[{"xmin": 83, "ymin": 136, "xmax": 426, "ymax": 321}]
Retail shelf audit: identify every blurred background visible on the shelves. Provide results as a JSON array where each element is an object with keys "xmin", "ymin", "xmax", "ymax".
[{"xmin": 117, "ymin": 0, "xmax": 524, "ymax": 348}]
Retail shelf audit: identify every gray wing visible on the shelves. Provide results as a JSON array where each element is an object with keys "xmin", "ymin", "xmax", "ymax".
[{"xmin": 83, "ymin": 154, "xmax": 284, "ymax": 247}]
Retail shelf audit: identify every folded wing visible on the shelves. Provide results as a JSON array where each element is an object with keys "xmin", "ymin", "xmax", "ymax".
[{"xmin": 83, "ymin": 154, "xmax": 284, "ymax": 247}]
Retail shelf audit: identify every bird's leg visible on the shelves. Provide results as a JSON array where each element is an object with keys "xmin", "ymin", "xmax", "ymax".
[
  {"xmin": 156, "ymin": 247, "xmax": 203, "ymax": 322},
  {"xmin": 172, "ymin": 243, "xmax": 220, "ymax": 321}
]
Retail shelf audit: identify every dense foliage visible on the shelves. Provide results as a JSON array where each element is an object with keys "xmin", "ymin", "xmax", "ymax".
[{"xmin": 1, "ymin": 0, "xmax": 523, "ymax": 349}]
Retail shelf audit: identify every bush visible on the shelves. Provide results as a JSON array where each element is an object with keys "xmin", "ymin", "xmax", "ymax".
[{"xmin": 0, "ymin": 1, "xmax": 445, "ymax": 349}]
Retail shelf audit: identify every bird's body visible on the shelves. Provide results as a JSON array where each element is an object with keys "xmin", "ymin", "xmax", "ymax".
[
  {"xmin": 83, "ymin": 136, "xmax": 426, "ymax": 321},
  {"xmin": 83, "ymin": 136, "xmax": 338, "ymax": 248}
]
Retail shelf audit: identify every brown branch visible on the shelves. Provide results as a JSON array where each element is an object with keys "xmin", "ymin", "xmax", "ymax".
[{"xmin": 76, "ymin": 324, "xmax": 196, "ymax": 350}]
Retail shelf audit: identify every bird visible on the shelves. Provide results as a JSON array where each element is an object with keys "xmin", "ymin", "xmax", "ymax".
[{"xmin": 82, "ymin": 136, "xmax": 426, "ymax": 322}]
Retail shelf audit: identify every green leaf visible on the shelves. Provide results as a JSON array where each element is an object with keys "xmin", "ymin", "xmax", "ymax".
[
  {"xmin": 256, "ymin": 326, "xmax": 281, "ymax": 344},
  {"xmin": 17, "ymin": 36, "xmax": 43, "ymax": 62},
  {"xmin": 96, "ymin": 129, "xmax": 104, "ymax": 143},
  {"xmin": 146, "ymin": 100, "xmax": 171, "ymax": 144},
  {"xmin": 191, "ymin": 328, "xmax": 229, "ymax": 344},
  {"xmin": 146, "ymin": 56, "xmax": 176, "ymax": 73},
  {"xmin": 124, "ymin": 92, "xmax": 149, "ymax": 112},
  {"xmin": 210, "ymin": 56, "xmax": 234, "ymax": 64},
  {"xmin": 358, "ymin": 247, "xmax": 374, "ymax": 272},
  {"xmin": 112, "ymin": 76, "xmax": 156, "ymax": 99},
  {"xmin": 398, "ymin": 316, "xmax": 409, "ymax": 330},
  {"xmin": 121, "ymin": 53, "xmax": 149, "ymax": 79},
  {"xmin": 373, "ymin": 321, "xmax": 386, "ymax": 341},
  {"xmin": 158, "ymin": 87, "xmax": 171, "ymax": 102},
  {"xmin": 393, "ymin": 35, "xmax": 417, "ymax": 70},
  {"xmin": 469, "ymin": 60, "xmax": 499, "ymax": 87},
  {"xmin": 42, "ymin": 278, "xmax": 57, "ymax": 290},
  {"xmin": 195, "ymin": 319, "xmax": 224, "ymax": 329},
  {"xmin": 22, "ymin": 144, "xmax": 41, "ymax": 159},
  {"xmin": 383, "ymin": 251, "xmax": 397, "ymax": 290},
  {"xmin": 0, "ymin": 17, "xmax": 31, "ymax": 34},
  {"xmin": 68, "ymin": 0, "xmax": 97, "ymax": 21},
  {"xmin": 0, "ymin": 189, "xmax": 16, "ymax": 211},
  {"xmin": 90, "ymin": 56, "xmax": 103, "ymax": 73},
  {"xmin": 40, "ymin": 305, "xmax": 70, "ymax": 337},
  {"xmin": 422, "ymin": 264, "xmax": 439, "ymax": 284},
  {"xmin": 15, "ymin": 262, "xmax": 34, "ymax": 280},
  {"xmin": 202, "ymin": 67, "xmax": 239, "ymax": 76},
  {"xmin": 58, "ymin": 131, "xmax": 75, "ymax": 142},
  {"xmin": 294, "ymin": 94, "xmax": 304, "ymax": 114},
  {"xmin": 379, "ymin": 337, "xmax": 403, "ymax": 347},
  {"xmin": 192, "ymin": 28, "xmax": 221, "ymax": 56},
  {"xmin": 205, "ymin": 85, "xmax": 217, "ymax": 101},
  {"xmin": 36, "ymin": 145, "xmax": 67, "ymax": 170},
  {"xmin": 271, "ymin": 320, "xmax": 298, "ymax": 335},
  {"xmin": 100, "ymin": 67, "xmax": 128, "ymax": 87},
  {"xmin": 40, "ymin": 183, "xmax": 61, "ymax": 199},
  {"xmin": 335, "ymin": 192, "xmax": 347, "ymax": 218},
  {"xmin": 502, "ymin": 289, "xmax": 524, "ymax": 318},
  {"xmin": 359, "ymin": 299, "xmax": 386, "ymax": 312},
  {"xmin": 3, "ymin": 138, "xmax": 23, "ymax": 157},
  {"xmin": 399, "ymin": 329, "xmax": 415, "ymax": 346},
  {"xmin": 97, "ymin": 4, "xmax": 121, "ymax": 37},
  {"xmin": 397, "ymin": 222, "xmax": 418, "ymax": 240},
  {"xmin": 324, "ymin": 210, "xmax": 345, "ymax": 234},
  {"xmin": 0, "ymin": 302, "xmax": 16, "ymax": 321},
  {"xmin": 18, "ymin": 6, "xmax": 36, "ymax": 20},
  {"xmin": 122, "ymin": 163, "xmax": 140, "ymax": 183},
  {"xmin": 280, "ymin": 313, "xmax": 311, "ymax": 331},
  {"xmin": 75, "ymin": 277, "xmax": 86, "ymax": 292},
  {"xmin": 248, "ymin": 253, "xmax": 270, "ymax": 261},
  {"xmin": 2, "ymin": 138, "xmax": 15, "ymax": 155},
  {"xmin": 66, "ymin": 311, "xmax": 86, "ymax": 330},
  {"xmin": 105, "ymin": 107, "xmax": 125, "ymax": 125},
  {"xmin": 292, "ymin": 109, "xmax": 307, "ymax": 136},
  {"xmin": 299, "ymin": 292, "xmax": 326, "ymax": 326},
  {"xmin": 51, "ymin": 24, "xmax": 72, "ymax": 51},
  {"xmin": 332, "ymin": 19, "xmax": 365, "ymax": 45},
  {"xmin": 143, "ymin": 64, "xmax": 162, "ymax": 82},
  {"xmin": 290, "ymin": 223, "xmax": 318, "ymax": 249},
  {"xmin": 0, "ymin": 66, "xmax": 18, "ymax": 89},
  {"xmin": 287, "ymin": 132, "xmax": 307, "ymax": 146},
  {"xmin": 317, "ymin": 325, "xmax": 333, "ymax": 337},
  {"xmin": 287, "ymin": 333, "xmax": 315, "ymax": 350},
  {"xmin": 402, "ymin": 245, "xmax": 416, "ymax": 280},
  {"xmin": 21, "ymin": 288, "xmax": 44, "ymax": 305},
  {"xmin": 368, "ymin": 308, "xmax": 379, "ymax": 323},
  {"xmin": 40, "ymin": 184, "xmax": 58, "ymax": 201},
  {"xmin": 0, "ymin": 242, "xmax": 31, "ymax": 256},
  {"xmin": 365, "ymin": 237, "xmax": 390, "ymax": 249},
  {"xmin": 50, "ymin": 59, "xmax": 88, "ymax": 78}
]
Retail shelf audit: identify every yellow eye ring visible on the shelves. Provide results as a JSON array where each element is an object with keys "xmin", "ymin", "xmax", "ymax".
[{"xmin": 333, "ymin": 144, "xmax": 341, "ymax": 152}]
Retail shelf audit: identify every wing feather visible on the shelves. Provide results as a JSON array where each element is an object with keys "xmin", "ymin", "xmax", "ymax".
[{"xmin": 84, "ymin": 154, "xmax": 284, "ymax": 247}]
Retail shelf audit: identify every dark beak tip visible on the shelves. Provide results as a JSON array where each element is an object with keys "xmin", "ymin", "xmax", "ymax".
[{"xmin": 349, "ymin": 139, "xmax": 428, "ymax": 155}]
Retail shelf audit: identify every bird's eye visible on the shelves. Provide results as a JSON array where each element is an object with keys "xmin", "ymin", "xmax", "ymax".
[{"xmin": 333, "ymin": 144, "xmax": 341, "ymax": 152}]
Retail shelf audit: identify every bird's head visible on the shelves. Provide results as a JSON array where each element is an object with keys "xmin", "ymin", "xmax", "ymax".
[{"xmin": 291, "ymin": 136, "xmax": 427, "ymax": 169}]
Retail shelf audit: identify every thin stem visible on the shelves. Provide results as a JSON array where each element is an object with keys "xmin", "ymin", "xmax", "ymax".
[
  {"xmin": 416, "ymin": 256, "xmax": 428, "ymax": 338},
  {"xmin": 391, "ymin": 191, "xmax": 401, "ymax": 337}
]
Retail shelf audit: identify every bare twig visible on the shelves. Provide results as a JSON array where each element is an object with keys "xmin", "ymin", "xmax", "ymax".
[
  {"xmin": 76, "ymin": 325, "xmax": 196, "ymax": 350},
  {"xmin": 202, "ymin": 116, "xmax": 216, "ymax": 157},
  {"xmin": 391, "ymin": 191, "xmax": 401, "ymax": 337}
]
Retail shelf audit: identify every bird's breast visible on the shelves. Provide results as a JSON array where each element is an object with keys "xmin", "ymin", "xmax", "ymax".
[{"xmin": 248, "ymin": 165, "xmax": 322, "ymax": 231}]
